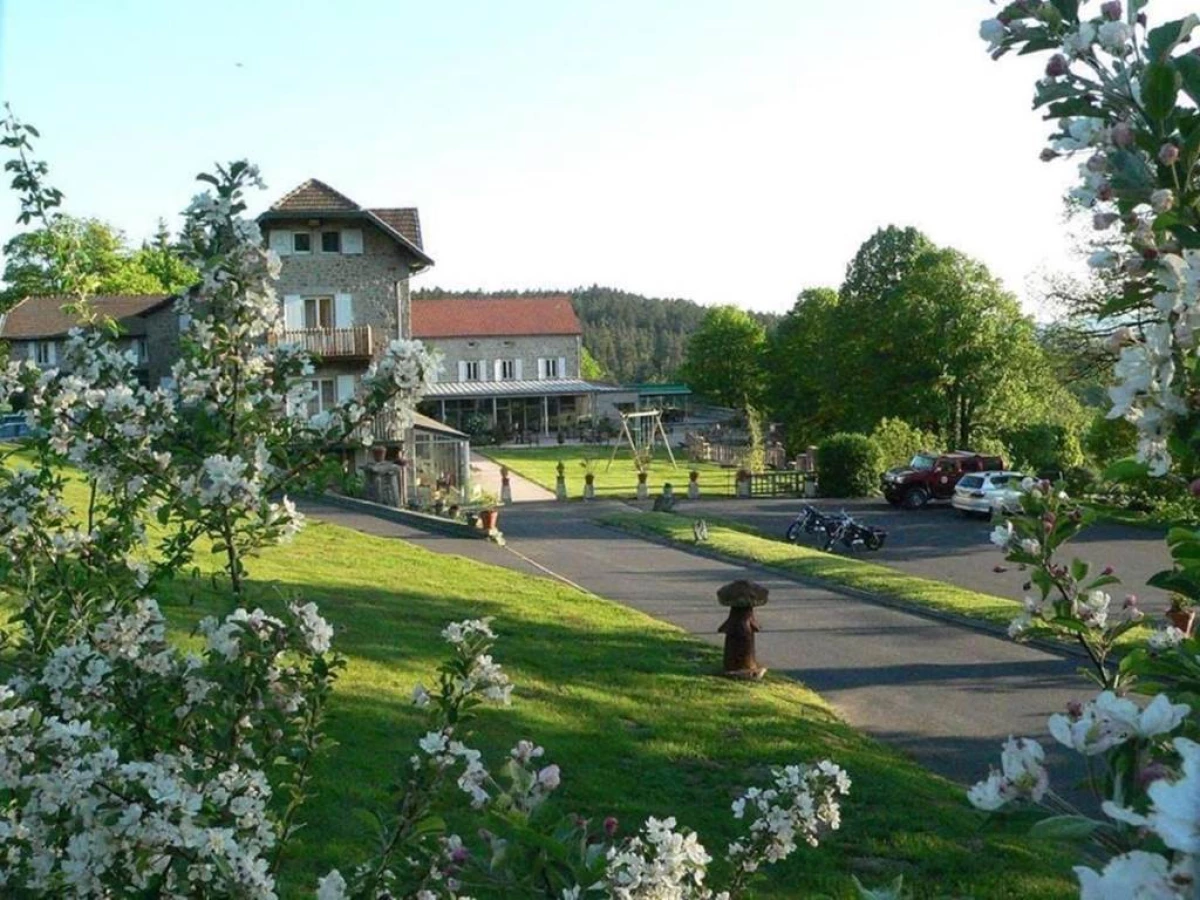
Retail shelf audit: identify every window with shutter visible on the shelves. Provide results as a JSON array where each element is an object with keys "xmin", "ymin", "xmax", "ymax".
[
  {"xmin": 334, "ymin": 294, "xmax": 353, "ymax": 328},
  {"xmin": 342, "ymin": 229, "xmax": 364, "ymax": 255},
  {"xmin": 269, "ymin": 230, "xmax": 293, "ymax": 256},
  {"xmin": 292, "ymin": 232, "xmax": 312, "ymax": 254},
  {"xmin": 321, "ymin": 231, "xmax": 341, "ymax": 253}
]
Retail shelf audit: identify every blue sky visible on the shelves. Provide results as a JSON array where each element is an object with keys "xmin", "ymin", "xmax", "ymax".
[{"xmin": 1, "ymin": 1, "xmax": 1195, "ymax": 314}]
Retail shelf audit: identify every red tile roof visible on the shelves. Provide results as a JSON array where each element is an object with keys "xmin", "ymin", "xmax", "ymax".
[
  {"xmin": 0, "ymin": 294, "xmax": 173, "ymax": 339},
  {"xmin": 411, "ymin": 294, "xmax": 582, "ymax": 339},
  {"xmin": 269, "ymin": 178, "xmax": 359, "ymax": 212},
  {"xmin": 262, "ymin": 178, "xmax": 429, "ymax": 258}
]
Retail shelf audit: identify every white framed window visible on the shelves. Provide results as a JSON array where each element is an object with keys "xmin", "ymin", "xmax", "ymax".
[
  {"xmin": 292, "ymin": 232, "xmax": 312, "ymax": 254},
  {"xmin": 500, "ymin": 359, "xmax": 516, "ymax": 380},
  {"xmin": 133, "ymin": 337, "xmax": 149, "ymax": 363},
  {"xmin": 320, "ymin": 231, "xmax": 341, "ymax": 253},
  {"xmin": 464, "ymin": 360, "xmax": 482, "ymax": 381},
  {"xmin": 538, "ymin": 357, "xmax": 561, "ymax": 379},
  {"xmin": 306, "ymin": 378, "xmax": 337, "ymax": 417},
  {"xmin": 303, "ymin": 296, "xmax": 334, "ymax": 329},
  {"xmin": 34, "ymin": 341, "xmax": 55, "ymax": 366}
]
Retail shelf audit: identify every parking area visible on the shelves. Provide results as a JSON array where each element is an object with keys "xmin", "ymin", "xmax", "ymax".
[{"xmin": 679, "ymin": 496, "xmax": 1173, "ymax": 612}]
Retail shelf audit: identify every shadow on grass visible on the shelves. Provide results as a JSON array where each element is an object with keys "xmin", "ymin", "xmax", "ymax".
[{"xmin": 154, "ymin": 561, "xmax": 1076, "ymax": 899}]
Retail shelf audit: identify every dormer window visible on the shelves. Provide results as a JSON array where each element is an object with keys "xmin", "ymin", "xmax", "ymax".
[
  {"xmin": 293, "ymin": 232, "xmax": 312, "ymax": 254},
  {"xmin": 321, "ymin": 231, "xmax": 341, "ymax": 253}
]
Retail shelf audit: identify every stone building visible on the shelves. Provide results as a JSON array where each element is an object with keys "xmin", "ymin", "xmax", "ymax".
[
  {"xmin": 0, "ymin": 293, "xmax": 180, "ymax": 387},
  {"xmin": 256, "ymin": 178, "xmax": 435, "ymax": 443},
  {"xmin": 411, "ymin": 293, "xmax": 625, "ymax": 436}
]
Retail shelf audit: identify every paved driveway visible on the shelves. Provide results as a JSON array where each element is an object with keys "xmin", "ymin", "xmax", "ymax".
[{"xmin": 679, "ymin": 497, "xmax": 1173, "ymax": 612}]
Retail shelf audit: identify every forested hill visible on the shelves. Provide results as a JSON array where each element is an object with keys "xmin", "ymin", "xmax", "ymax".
[{"xmin": 413, "ymin": 285, "xmax": 779, "ymax": 384}]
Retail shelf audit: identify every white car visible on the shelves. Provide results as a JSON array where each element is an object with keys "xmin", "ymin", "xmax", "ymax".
[{"xmin": 951, "ymin": 471, "xmax": 1027, "ymax": 517}]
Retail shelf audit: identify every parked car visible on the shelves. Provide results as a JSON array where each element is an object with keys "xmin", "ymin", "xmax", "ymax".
[
  {"xmin": 881, "ymin": 450, "xmax": 1006, "ymax": 509},
  {"xmin": 951, "ymin": 471, "xmax": 1028, "ymax": 517}
]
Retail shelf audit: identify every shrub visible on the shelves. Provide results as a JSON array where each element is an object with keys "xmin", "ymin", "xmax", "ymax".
[
  {"xmin": 1084, "ymin": 412, "xmax": 1138, "ymax": 466},
  {"xmin": 817, "ymin": 432, "xmax": 882, "ymax": 498},
  {"xmin": 461, "ymin": 411, "xmax": 491, "ymax": 439},
  {"xmin": 1003, "ymin": 423, "xmax": 1085, "ymax": 475},
  {"xmin": 1062, "ymin": 465, "xmax": 1100, "ymax": 497},
  {"xmin": 870, "ymin": 417, "xmax": 939, "ymax": 469}
]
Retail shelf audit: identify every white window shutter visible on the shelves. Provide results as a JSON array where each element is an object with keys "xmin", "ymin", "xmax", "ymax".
[
  {"xmin": 46, "ymin": 342, "xmax": 57, "ymax": 365},
  {"xmin": 493, "ymin": 359, "xmax": 502, "ymax": 381},
  {"xmin": 283, "ymin": 295, "xmax": 303, "ymax": 330},
  {"xmin": 558, "ymin": 356, "xmax": 567, "ymax": 379},
  {"xmin": 342, "ymin": 228, "xmax": 364, "ymax": 255},
  {"xmin": 269, "ymin": 230, "xmax": 292, "ymax": 256},
  {"xmin": 537, "ymin": 358, "xmax": 546, "ymax": 380},
  {"xmin": 514, "ymin": 358, "xmax": 523, "ymax": 380},
  {"xmin": 458, "ymin": 361, "xmax": 468, "ymax": 382},
  {"xmin": 336, "ymin": 375, "xmax": 356, "ymax": 403},
  {"xmin": 334, "ymin": 293, "xmax": 353, "ymax": 328}
]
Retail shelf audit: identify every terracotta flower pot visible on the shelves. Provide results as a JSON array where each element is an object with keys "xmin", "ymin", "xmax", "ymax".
[
  {"xmin": 585, "ymin": 473, "xmax": 595, "ymax": 485},
  {"xmin": 689, "ymin": 470, "xmax": 699, "ymax": 482},
  {"xmin": 637, "ymin": 472, "xmax": 648, "ymax": 484},
  {"xmin": 480, "ymin": 509, "xmax": 499, "ymax": 530},
  {"xmin": 370, "ymin": 445, "xmax": 387, "ymax": 463}
]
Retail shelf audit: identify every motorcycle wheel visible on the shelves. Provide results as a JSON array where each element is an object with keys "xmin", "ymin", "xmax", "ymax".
[
  {"xmin": 785, "ymin": 521, "xmax": 803, "ymax": 543},
  {"xmin": 864, "ymin": 532, "xmax": 884, "ymax": 551}
]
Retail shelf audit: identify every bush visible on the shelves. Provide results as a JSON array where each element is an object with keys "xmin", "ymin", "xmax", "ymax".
[
  {"xmin": 870, "ymin": 417, "xmax": 939, "ymax": 469},
  {"xmin": 1003, "ymin": 423, "xmax": 1084, "ymax": 474},
  {"xmin": 1062, "ymin": 465, "xmax": 1100, "ymax": 497},
  {"xmin": 817, "ymin": 432, "xmax": 882, "ymax": 498},
  {"xmin": 1083, "ymin": 413, "xmax": 1138, "ymax": 466},
  {"xmin": 461, "ymin": 411, "xmax": 491, "ymax": 440}
]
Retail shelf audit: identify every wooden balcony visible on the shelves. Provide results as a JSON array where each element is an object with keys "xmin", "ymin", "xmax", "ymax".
[{"xmin": 278, "ymin": 325, "xmax": 373, "ymax": 359}]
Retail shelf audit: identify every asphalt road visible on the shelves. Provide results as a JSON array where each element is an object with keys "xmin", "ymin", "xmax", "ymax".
[
  {"xmin": 304, "ymin": 498, "xmax": 1099, "ymax": 800},
  {"xmin": 680, "ymin": 496, "xmax": 1173, "ymax": 613}
]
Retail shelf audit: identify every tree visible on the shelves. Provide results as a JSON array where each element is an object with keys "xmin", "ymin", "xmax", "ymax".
[
  {"xmin": 764, "ymin": 287, "xmax": 840, "ymax": 450},
  {"xmin": 679, "ymin": 305, "xmax": 766, "ymax": 408},
  {"xmin": 580, "ymin": 345, "xmax": 607, "ymax": 381},
  {"xmin": 0, "ymin": 215, "xmax": 195, "ymax": 310}
]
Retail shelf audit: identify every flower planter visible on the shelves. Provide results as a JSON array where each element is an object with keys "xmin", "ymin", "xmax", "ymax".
[
  {"xmin": 370, "ymin": 445, "xmax": 387, "ymax": 463},
  {"xmin": 480, "ymin": 509, "xmax": 499, "ymax": 531}
]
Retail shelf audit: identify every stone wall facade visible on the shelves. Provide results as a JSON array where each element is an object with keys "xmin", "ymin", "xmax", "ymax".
[
  {"xmin": 265, "ymin": 218, "xmax": 413, "ymax": 345},
  {"xmin": 142, "ymin": 304, "xmax": 181, "ymax": 387},
  {"xmin": 425, "ymin": 333, "xmax": 582, "ymax": 383}
]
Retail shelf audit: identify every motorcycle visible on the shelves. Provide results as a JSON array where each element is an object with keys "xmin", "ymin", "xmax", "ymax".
[
  {"xmin": 785, "ymin": 505, "xmax": 834, "ymax": 542},
  {"xmin": 822, "ymin": 514, "xmax": 888, "ymax": 553}
]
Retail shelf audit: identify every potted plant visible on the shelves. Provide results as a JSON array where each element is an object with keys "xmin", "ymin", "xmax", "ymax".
[
  {"xmin": 370, "ymin": 444, "xmax": 387, "ymax": 463},
  {"xmin": 580, "ymin": 458, "xmax": 596, "ymax": 486},
  {"xmin": 1166, "ymin": 594, "xmax": 1196, "ymax": 636},
  {"xmin": 689, "ymin": 469, "xmax": 699, "ymax": 484}
]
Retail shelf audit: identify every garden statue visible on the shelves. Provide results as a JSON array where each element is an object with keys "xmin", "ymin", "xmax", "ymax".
[{"xmin": 717, "ymin": 579, "xmax": 769, "ymax": 679}]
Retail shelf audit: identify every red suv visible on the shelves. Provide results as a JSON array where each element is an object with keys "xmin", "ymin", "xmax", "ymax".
[{"xmin": 881, "ymin": 450, "xmax": 1005, "ymax": 509}]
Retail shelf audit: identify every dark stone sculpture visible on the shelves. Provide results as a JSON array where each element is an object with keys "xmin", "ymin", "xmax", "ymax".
[{"xmin": 717, "ymin": 580, "xmax": 768, "ymax": 679}]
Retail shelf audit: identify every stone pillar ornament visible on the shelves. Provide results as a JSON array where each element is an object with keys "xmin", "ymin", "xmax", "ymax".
[
  {"xmin": 555, "ymin": 461, "xmax": 567, "ymax": 501},
  {"xmin": 717, "ymin": 579, "xmax": 769, "ymax": 679},
  {"xmin": 636, "ymin": 471, "xmax": 649, "ymax": 501},
  {"xmin": 688, "ymin": 469, "xmax": 700, "ymax": 500},
  {"xmin": 500, "ymin": 465, "xmax": 513, "ymax": 505}
]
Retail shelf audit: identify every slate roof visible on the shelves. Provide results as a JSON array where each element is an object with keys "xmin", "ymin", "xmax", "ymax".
[
  {"xmin": 0, "ymin": 294, "xmax": 173, "ymax": 339},
  {"xmin": 261, "ymin": 178, "xmax": 430, "ymax": 261},
  {"xmin": 411, "ymin": 295, "xmax": 582, "ymax": 339}
]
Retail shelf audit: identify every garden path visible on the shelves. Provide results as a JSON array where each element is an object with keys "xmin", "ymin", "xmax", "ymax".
[
  {"xmin": 469, "ymin": 452, "xmax": 556, "ymax": 502},
  {"xmin": 304, "ymin": 498, "xmax": 1094, "ymax": 801}
]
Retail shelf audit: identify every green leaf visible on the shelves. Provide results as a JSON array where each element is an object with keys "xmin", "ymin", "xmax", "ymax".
[
  {"xmin": 1030, "ymin": 814, "xmax": 1104, "ymax": 840},
  {"xmin": 1103, "ymin": 457, "xmax": 1149, "ymax": 483},
  {"xmin": 1143, "ymin": 61, "xmax": 1182, "ymax": 124},
  {"xmin": 1049, "ymin": 0, "xmax": 1078, "ymax": 22},
  {"xmin": 1147, "ymin": 15, "xmax": 1200, "ymax": 63},
  {"xmin": 1070, "ymin": 558, "xmax": 1090, "ymax": 584},
  {"xmin": 1176, "ymin": 54, "xmax": 1200, "ymax": 107}
]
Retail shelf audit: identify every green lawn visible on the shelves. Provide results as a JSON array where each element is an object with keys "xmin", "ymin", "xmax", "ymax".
[
  {"xmin": 0, "ymin": 446, "xmax": 1077, "ymax": 898},
  {"xmin": 603, "ymin": 510, "xmax": 1023, "ymax": 626},
  {"xmin": 477, "ymin": 443, "xmax": 738, "ymax": 498}
]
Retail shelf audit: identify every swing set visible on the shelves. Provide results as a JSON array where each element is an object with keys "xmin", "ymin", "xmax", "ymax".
[{"xmin": 605, "ymin": 409, "xmax": 677, "ymax": 472}]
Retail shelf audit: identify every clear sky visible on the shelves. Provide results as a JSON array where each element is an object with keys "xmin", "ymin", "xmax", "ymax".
[{"xmin": 0, "ymin": 0, "xmax": 1195, "ymax": 315}]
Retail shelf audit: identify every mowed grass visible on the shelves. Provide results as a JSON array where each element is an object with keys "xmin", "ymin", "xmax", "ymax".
[
  {"xmin": 477, "ymin": 443, "xmax": 737, "ymax": 498},
  {"xmin": 602, "ymin": 511, "xmax": 1152, "ymax": 651},
  {"xmin": 1, "ymin": 446, "xmax": 1076, "ymax": 898}
]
